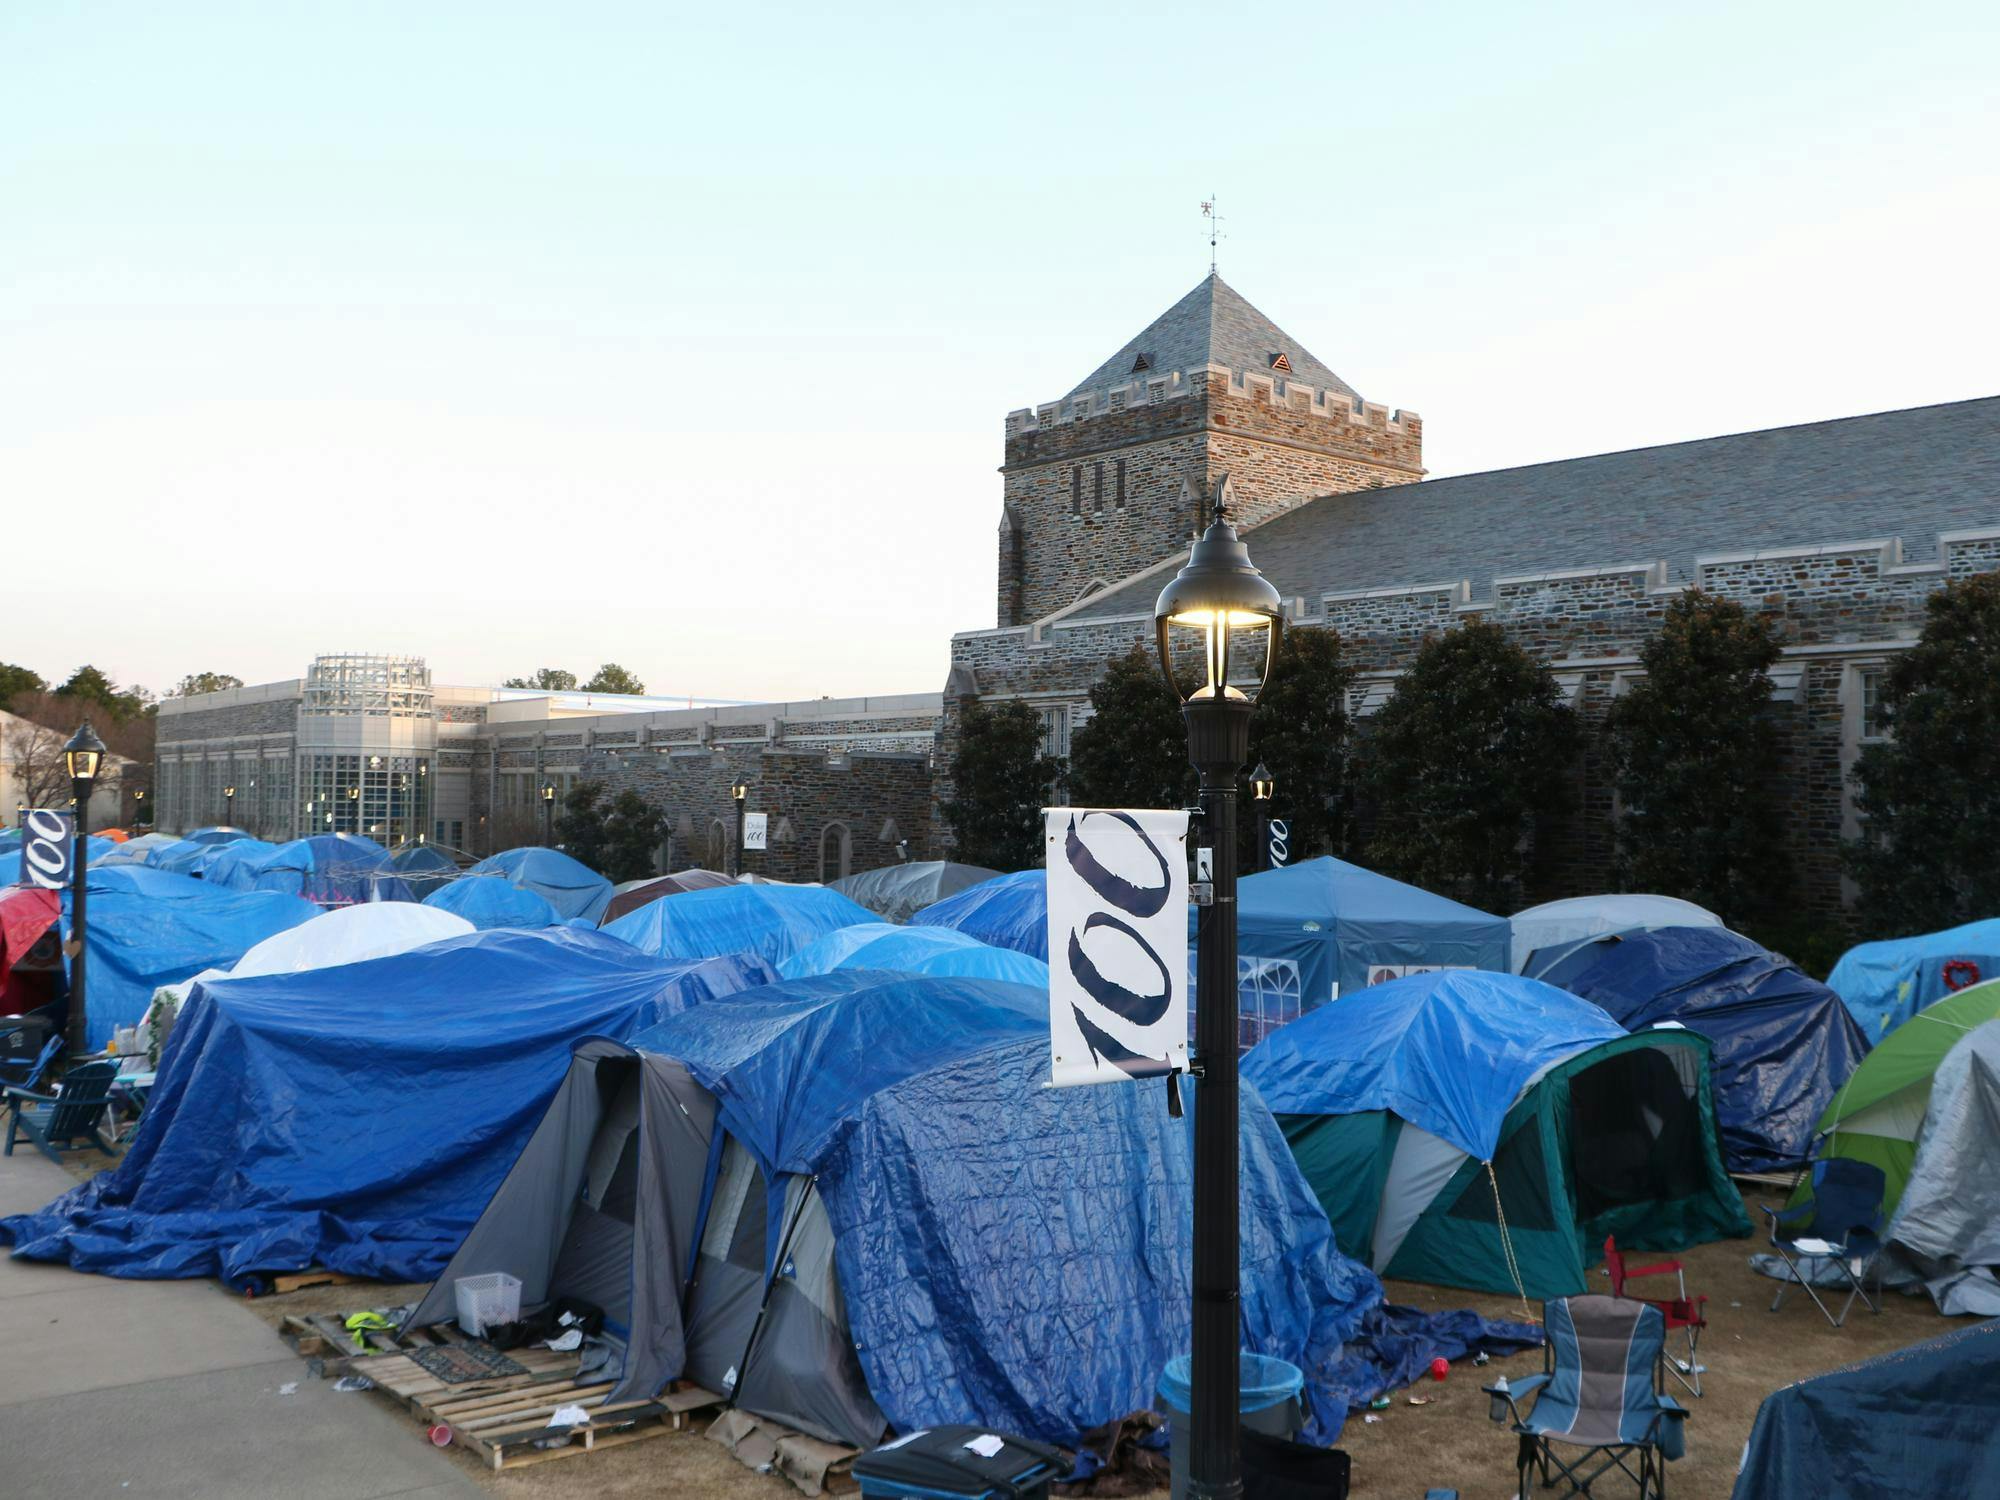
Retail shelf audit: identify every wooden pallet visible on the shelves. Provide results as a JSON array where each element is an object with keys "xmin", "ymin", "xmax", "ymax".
[
  {"xmin": 434, "ymin": 1378, "xmax": 720, "ymax": 1472},
  {"xmin": 279, "ymin": 1311, "xmax": 473, "ymax": 1367}
]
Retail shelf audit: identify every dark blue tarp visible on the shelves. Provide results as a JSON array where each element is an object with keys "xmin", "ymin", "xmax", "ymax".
[
  {"xmin": 181, "ymin": 837, "xmax": 278, "ymax": 885},
  {"xmin": 388, "ymin": 843, "xmax": 460, "ymax": 900},
  {"xmin": 203, "ymin": 833, "xmax": 411, "ymax": 906},
  {"xmin": 184, "ymin": 826, "xmax": 253, "ymax": 845},
  {"xmin": 1828, "ymin": 919, "xmax": 2000, "ymax": 1040},
  {"xmin": 1536, "ymin": 926, "xmax": 1870, "ymax": 1172},
  {"xmin": 0, "ymin": 929, "xmax": 774, "ymax": 1284},
  {"xmin": 1731, "ymin": 1319, "xmax": 2000, "ymax": 1500},
  {"xmin": 422, "ymin": 875, "xmax": 560, "ymax": 930},
  {"xmin": 1327, "ymin": 1304, "xmax": 1546, "ymax": 1411},
  {"xmin": 60, "ymin": 865, "xmax": 319, "ymax": 1049},
  {"xmin": 145, "ymin": 837, "xmax": 222, "ymax": 876},
  {"xmin": 626, "ymin": 972, "xmax": 1381, "ymax": 1448},
  {"xmin": 465, "ymin": 847, "xmax": 613, "ymax": 925},
  {"xmin": 1227, "ymin": 858, "xmax": 1512, "ymax": 1016},
  {"xmin": 1242, "ymin": 970, "xmax": 1625, "ymax": 1160},
  {"xmin": 908, "ymin": 869, "xmax": 1048, "ymax": 959},
  {"xmin": 602, "ymin": 882, "xmax": 876, "ymax": 967},
  {"xmin": 777, "ymin": 922, "xmax": 1051, "ymax": 985}
]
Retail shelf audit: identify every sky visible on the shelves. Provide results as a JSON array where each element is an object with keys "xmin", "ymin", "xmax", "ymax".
[{"xmin": 4, "ymin": 2, "xmax": 1996, "ymax": 704}]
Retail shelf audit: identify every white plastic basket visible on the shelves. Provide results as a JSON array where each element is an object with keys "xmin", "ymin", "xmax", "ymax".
[{"xmin": 454, "ymin": 1272, "xmax": 522, "ymax": 1336}]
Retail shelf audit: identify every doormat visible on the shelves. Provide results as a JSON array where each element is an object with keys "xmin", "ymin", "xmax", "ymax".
[{"xmin": 409, "ymin": 1342, "xmax": 528, "ymax": 1384}]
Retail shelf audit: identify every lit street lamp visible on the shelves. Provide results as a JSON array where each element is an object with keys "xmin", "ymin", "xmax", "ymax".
[
  {"xmin": 1249, "ymin": 762, "xmax": 1276, "ymax": 873},
  {"xmin": 132, "ymin": 788, "xmax": 148, "ymax": 826},
  {"xmin": 541, "ymin": 782, "xmax": 556, "ymax": 846},
  {"xmin": 1153, "ymin": 482, "xmax": 1282, "ymax": 1500},
  {"xmin": 63, "ymin": 722, "xmax": 107, "ymax": 1055},
  {"xmin": 730, "ymin": 781, "xmax": 748, "ymax": 878}
]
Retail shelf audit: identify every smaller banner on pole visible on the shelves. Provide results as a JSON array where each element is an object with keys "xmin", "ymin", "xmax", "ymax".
[
  {"xmin": 1266, "ymin": 817, "xmax": 1291, "ymax": 869},
  {"xmin": 21, "ymin": 809, "xmax": 75, "ymax": 890},
  {"xmin": 742, "ymin": 813, "xmax": 768, "ymax": 851},
  {"xmin": 1045, "ymin": 807, "xmax": 1189, "ymax": 1088}
]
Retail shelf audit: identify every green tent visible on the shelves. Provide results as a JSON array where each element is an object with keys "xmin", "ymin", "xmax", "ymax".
[
  {"xmin": 1280, "ymin": 1031, "xmax": 1751, "ymax": 1299},
  {"xmin": 1810, "ymin": 978, "xmax": 2000, "ymax": 1218}
]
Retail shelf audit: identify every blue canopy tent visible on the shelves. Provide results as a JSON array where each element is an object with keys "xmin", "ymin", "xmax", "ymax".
[
  {"xmin": 465, "ymin": 847, "xmax": 613, "ymax": 924},
  {"xmin": 388, "ymin": 843, "xmax": 460, "ymax": 900},
  {"xmin": 57, "ymin": 865, "xmax": 318, "ymax": 1049},
  {"xmin": 908, "ymin": 869, "xmax": 1049, "ymax": 960},
  {"xmin": 422, "ymin": 874, "xmax": 561, "ymax": 930},
  {"xmin": 778, "ymin": 922, "xmax": 1051, "ymax": 985},
  {"xmin": 603, "ymin": 882, "xmax": 876, "ymax": 967},
  {"xmin": 1731, "ymin": 1320, "xmax": 2000, "ymax": 1500},
  {"xmin": 0, "ymin": 928, "xmax": 774, "ymax": 1285},
  {"xmin": 1535, "ymin": 926, "xmax": 1870, "ymax": 1172},
  {"xmin": 419, "ymin": 971, "xmax": 1378, "ymax": 1449},
  {"xmin": 1828, "ymin": 919, "xmax": 2000, "ymax": 1040},
  {"xmin": 1223, "ymin": 857, "xmax": 1512, "ymax": 1050}
]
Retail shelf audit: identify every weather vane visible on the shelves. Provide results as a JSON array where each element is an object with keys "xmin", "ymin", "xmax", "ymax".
[{"xmin": 1201, "ymin": 195, "xmax": 1224, "ymax": 274}]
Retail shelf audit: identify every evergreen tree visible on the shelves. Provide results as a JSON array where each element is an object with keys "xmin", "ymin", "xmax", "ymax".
[
  {"xmin": 1066, "ymin": 646, "xmax": 1196, "ymax": 812},
  {"xmin": 1846, "ymin": 573, "xmax": 2000, "ymax": 932},
  {"xmin": 1358, "ymin": 619, "xmax": 1574, "ymax": 909},
  {"xmin": 172, "ymin": 672, "xmax": 244, "ymax": 697},
  {"xmin": 0, "ymin": 663, "xmax": 46, "ymax": 710},
  {"xmin": 1607, "ymin": 590, "xmax": 1784, "ymax": 924},
  {"xmin": 598, "ymin": 790, "xmax": 670, "ymax": 881},
  {"xmin": 503, "ymin": 668, "xmax": 579, "ymax": 691},
  {"xmin": 942, "ymin": 699, "xmax": 1059, "ymax": 871},
  {"xmin": 583, "ymin": 663, "xmax": 645, "ymax": 695},
  {"xmin": 1244, "ymin": 627, "xmax": 1356, "ymax": 862},
  {"xmin": 554, "ymin": 782, "xmax": 611, "ymax": 869}
]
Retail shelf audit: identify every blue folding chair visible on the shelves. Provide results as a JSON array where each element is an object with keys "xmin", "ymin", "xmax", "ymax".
[
  {"xmin": 1484, "ymin": 1295, "xmax": 1686, "ymax": 1499},
  {"xmin": 1761, "ymin": 1157, "xmax": 1885, "ymax": 1327},
  {"xmin": 0, "ymin": 1034, "xmax": 62, "ymax": 1092},
  {"xmin": 3, "ymin": 1059, "xmax": 121, "ymax": 1166}
]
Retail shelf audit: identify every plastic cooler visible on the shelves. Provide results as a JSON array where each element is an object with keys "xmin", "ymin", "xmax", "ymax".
[
  {"xmin": 1158, "ymin": 1353, "xmax": 1305, "ymax": 1500},
  {"xmin": 453, "ymin": 1272, "xmax": 521, "ymax": 1336},
  {"xmin": 853, "ymin": 1424, "xmax": 1067, "ymax": 1499}
]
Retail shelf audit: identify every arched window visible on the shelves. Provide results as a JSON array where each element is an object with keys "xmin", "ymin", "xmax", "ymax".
[
  {"xmin": 819, "ymin": 821, "xmax": 853, "ymax": 883},
  {"xmin": 706, "ymin": 818, "xmax": 729, "ymax": 872}
]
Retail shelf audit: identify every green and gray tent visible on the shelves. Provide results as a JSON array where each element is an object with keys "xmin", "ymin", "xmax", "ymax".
[
  {"xmin": 1808, "ymin": 978, "xmax": 2000, "ymax": 1219},
  {"xmin": 1244, "ymin": 970, "xmax": 1751, "ymax": 1300}
]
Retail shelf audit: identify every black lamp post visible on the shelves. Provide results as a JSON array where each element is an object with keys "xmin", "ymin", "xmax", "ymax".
[
  {"xmin": 63, "ymin": 722, "xmax": 107, "ymax": 1055},
  {"xmin": 132, "ymin": 788, "xmax": 147, "ymax": 827},
  {"xmin": 1249, "ymin": 762, "xmax": 1276, "ymax": 873},
  {"xmin": 224, "ymin": 784, "xmax": 237, "ymax": 828},
  {"xmin": 730, "ymin": 781, "xmax": 748, "ymax": 878},
  {"xmin": 541, "ymin": 782, "xmax": 556, "ymax": 846},
  {"xmin": 1152, "ymin": 480, "xmax": 1282, "ymax": 1500}
]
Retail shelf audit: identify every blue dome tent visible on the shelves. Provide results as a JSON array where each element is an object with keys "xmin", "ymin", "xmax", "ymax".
[
  {"xmin": 1827, "ymin": 918, "xmax": 2000, "ymax": 1039},
  {"xmin": 413, "ymin": 971, "xmax": 1379, "ymax": 1449},
  {"xmin": 205, "ymin": 833, "xmax": 410, "ymax": 906},
  {"xmin": 602, "ymin": 881, "xmax": 875, "ymax": 968},
  {"xmin": 0, "ymin": 928, "xmax": 774, "ymax": 1285},
  {"xmin": 183, "ymin": 826, "xmax": 253, "ymax": 846},
  {"xmin": 388, "ymin": 843, "xmax": 460, "ymax": 900},
  {"xmin": 465, "ymin": 847, "xmax": 613, "ymax": 925},
  {"xmin": 909, "ymin": 869, "xmax": 1049, "ymax": 959},
  {"xmin": 778, "ymin": 921, "xmax": 1051, "ymax": 985},
  {"xmin": 423, "ymin": 874, "xmax": 562, "ymax": 930},
  {"xmin": 1534, "ymin": 926, "xmax": 1870, "ymax": 1172}
]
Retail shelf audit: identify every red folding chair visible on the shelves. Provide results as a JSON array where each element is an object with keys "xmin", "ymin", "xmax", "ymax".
[{"xmin": 1604, "ymin": 1236, "xmax": 1708, "ymax": 1396}]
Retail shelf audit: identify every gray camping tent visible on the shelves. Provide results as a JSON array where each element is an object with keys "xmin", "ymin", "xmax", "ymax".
[
  {"xmin": 1888, "ymin": 1019, "xmax": 2000, "ymax": 1316},
  {"xmin": 829, "ymin": 861, "xmax": 1001, "ymax": 924}
]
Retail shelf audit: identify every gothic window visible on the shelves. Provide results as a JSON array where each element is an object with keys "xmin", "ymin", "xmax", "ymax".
[
  {"xmin": 1070, "ymin": 467, "xmax": 1081, "ymax": 515},
  {"xmin": 1115, "ymin": 459, "xmax": 1126, "ymax": 509},
  {"xmin": 1093, "ymin": 462, "xmax": 1104, "ymax": 511},
  {"xmin": 818, "ymin": 821, "xmax": 853, "ymax": 882}
]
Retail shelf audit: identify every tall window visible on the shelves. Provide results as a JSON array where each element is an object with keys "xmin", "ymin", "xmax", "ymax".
[
  {"xmin": 1070, "ymin": 466, "xmax": 1081, "ymax": 515},
  {"xmin": 1038, "ymin": 705, "xmax": 1071, "ymax": 760},
  {"xmin": 1115, "ymin": 458, "xmax": 1126, "ymax": 509},
  {"xmin": 1859, "ymin": 667, "xmax": 1891, "ymax": 743},
  {"xmin": 1093, "ymin": 462, "xmax": 1104, "ymax": 511}
]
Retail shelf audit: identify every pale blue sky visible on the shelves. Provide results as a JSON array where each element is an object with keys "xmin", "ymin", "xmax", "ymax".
[{"xmin": 4, "ymin": 2, "xmax": 1995, "ymax": 701}]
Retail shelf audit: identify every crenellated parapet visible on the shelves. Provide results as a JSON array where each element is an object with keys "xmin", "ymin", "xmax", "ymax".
[{"xmin": 1006, "ymin": 363, "xmax": 1421, "ymax": 440}]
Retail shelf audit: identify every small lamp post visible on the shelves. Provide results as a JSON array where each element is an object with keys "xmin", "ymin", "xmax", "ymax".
[
  {"xmin": 132, "ymin": 788, "xmax": 148, "ymax": 826},
  {"xmin": 730, "ymin": 781, "xmax": 748, "ymax": 878},
  {"xmin": 541, "ymin": 782, "xmax": 556, "ymax": 846},
  {"xmin": 347, "ymin": 784, "xmax": 360, "ymax": 834},
  {"xmin": 1152, "ymin": 480, "xmax": 1282, "ymax": 1500},
  {"xmin": 15, "ymin": 802, "xmax": 26, "ymax": 829},
  {"xmin": 63, "ymin": 722, "xmax": 107, "ymax": 1054},
  {"xmin": 1249, "ymin": 762, "xmax": 1276, "ymax": 873},
  {"xmin": 224, "ymin": 784, "xmax": 237, "ymax": 828}
]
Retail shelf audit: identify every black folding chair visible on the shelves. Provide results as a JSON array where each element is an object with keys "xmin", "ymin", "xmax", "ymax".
[{"xmin": 1761, "ymin": 1157, "xmax": 1885, "ymax": 1327}]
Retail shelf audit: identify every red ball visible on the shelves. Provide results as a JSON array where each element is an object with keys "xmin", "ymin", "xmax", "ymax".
[{"xmin": 1429, "ymin": 1357, "xmax": 1449, "ymax": 1381}]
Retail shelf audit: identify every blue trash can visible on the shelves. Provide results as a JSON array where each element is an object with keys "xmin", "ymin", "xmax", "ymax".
[{"xmin": 1157, "ymin": 1353, "xmax": 1304, "ymax": 1500}]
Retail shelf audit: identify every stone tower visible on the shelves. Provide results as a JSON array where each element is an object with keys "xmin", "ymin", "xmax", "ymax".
[{"xmin": 997, "ymin": 273, "xmax": 1423, "ymax": 626}]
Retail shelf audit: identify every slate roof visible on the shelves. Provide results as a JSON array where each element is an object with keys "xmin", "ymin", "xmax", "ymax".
[
  {"xmin": 1063, "ymin": 273, "xmax": 1359, "ymax": 401},
  {"xmin": 1068, "ymin": 395, "xmax": 2000, "ymax": 621}
]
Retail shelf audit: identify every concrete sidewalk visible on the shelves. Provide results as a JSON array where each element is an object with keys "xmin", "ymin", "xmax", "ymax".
[{"xmin": 0, "ymin": 1148, "xmax": 481, "ymax": 1500}]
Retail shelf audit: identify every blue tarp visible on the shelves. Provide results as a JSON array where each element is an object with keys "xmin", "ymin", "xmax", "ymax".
[
  {"xmin": 1242, "ymin": 970, "xmax": 1625, "ymax": 1159},
  {"xmin": 602, "ymin": 882, "xmax": 876, "ymax": 967},
  {"xmin": 626, "ymin": 972, "xmax": 1380, "ymax": 1448},
  {"xmin": 388, "ymin": 843, "xmax": 459, "ymax": 900},
  {"xmin": 145, "ymin": 837, "xmax": 219, "ymax": 876},
  {"xmin": 908, "ymin": 869, "xmax": 1048, "ymax": 960},
  {"xmin": 58, "ymin": 866, "xmax": 318, "ymax": 1049},
  {"xmin": 1227, "ymin": 858, "xmax": 1512, "ymax": 1015},
  {"xmin": 0, "ymin": 928, "xmax": 774, "ymax": 1284},
  {"xmin": 422, "ymin": 875, "xmax": 561, "ymax": 930},
  {"xmin": 203, "ymin": 834, "xmax": 411, "ymax": 906},
  {"xmin": 182, "ymin": 837, "xmax": 278, "ymax": 885},
  {"xmin": 1535, "ymin": 926, "xmax": 1870, "ymax": 1172},
  {"xmin": 1327, "ymin": 1304, "xmax": 1546, "ymax": 1412},
  {"xmin": 777, "ymin": 922, "xmax": 1051, "ymax": 986},
  {"xmin": 184, "ymin": 826, "xmax": 252, "ymax": 845},
  {"xmin": 1828, "ymin": 919, "xmax": 2000, "ymax": 1040},
  {"xmin": 1731, "ymin": 1319, "xmax": 2000, "ymax": 1500},
  {"xmin": 464, "ymin": 847, "xmax": 612, "ymax": 924}
]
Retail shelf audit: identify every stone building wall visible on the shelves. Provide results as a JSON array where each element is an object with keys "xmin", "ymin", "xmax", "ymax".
[
  {"xmin": 1000, "ymin": 369, "xmax": 1422, "ymax": 624},
  {"xmin": 155, "ymin": 695, "xmax": 302, "ymax": 743}
]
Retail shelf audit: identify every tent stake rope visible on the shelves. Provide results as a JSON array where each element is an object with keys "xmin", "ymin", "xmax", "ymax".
[{"xmin": 1486, "ymin": 1161, "xmax": 1535, "ymax": 1325}]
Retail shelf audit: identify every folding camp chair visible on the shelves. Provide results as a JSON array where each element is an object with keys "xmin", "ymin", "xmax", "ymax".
[
  {"xmin": 1760, "ymin": 1157, "xmax": 1885, "ymax": 1327},
  {"xmin": 3, "ymin": 1059, "xmax": 121, "ymax": 1166},
  {"xmin": 1603, "ymin": 1236, "xmax": 1708, "ymax": 1397},
  {"xmin": 0, "ymin": 1035, "xmax": 62, "ymax": 1092},
  {"xmin": 1484, "ymin": 1295, "xmax": 1686, "ymax": 1500}
]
